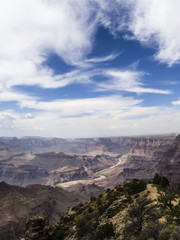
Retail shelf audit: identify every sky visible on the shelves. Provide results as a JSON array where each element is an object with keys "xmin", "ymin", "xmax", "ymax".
[{"xmin": 0, "ymin": 0, "xmax": 180, "ymax": 138}]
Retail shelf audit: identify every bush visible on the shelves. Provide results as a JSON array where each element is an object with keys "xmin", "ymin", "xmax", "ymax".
[
  {"xmin": 160, "ymin": 176, "xmax": 169, "ymax": 188},
  {"xmin": 98, "ymin": 204, "xmax": 109, "ymax": 215},
  {"xmin": 90, "ymin": 196, "xmax": 97, "ymax": 202},
  {"xmin": 88, "ymin": 206, "xmax": 93, "ymax": 213},
  {"xmin": 96, "ymin": 199, "xmax": 102, "ymax": 206},
  {"xmin": 170, "ymin": 201, "xmax": 180, "ymax": 224},
  {"xmin": 53, "ymin": 229, "xmax": 65, "ymax": 240},
  {"xmin": 76, "ymin": 216, "xmax": 96, "ymax": 238},
  {"xmin": 152, "ymin": 174, "xmax": 169, "ymax": 188},
  {"xmin": 139, "ymin": 221, "xmax": 162, "ymax": 240},
  {"xmin": 152, "ymin": 173, "xmax": 161, "ymax": 185},
  {"xmin": 96, "ymin": 222, "xmax": 115, "ymax": 240},
  {"xmin": 98, "ymin": 193, "xmax": 103, "ymax": 198},
  {"xmin": 124, "ymin": 179, "xmax": 147, "ymax": 195}
]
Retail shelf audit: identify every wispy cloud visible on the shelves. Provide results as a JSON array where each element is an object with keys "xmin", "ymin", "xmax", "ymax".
[
  {"xmin": 19, "ymin": 95, "xmax": 142, "ymax": 116},
  {"xmin": 94, "ymin": 69, "xmax": 171, "ymax": 94},
  {"xmin": 172, "ymin": 99, "xmax": 180, "ymax": 106},
  {"xmin": 85, "ymin": 52, "xmax": 120, "ymax": 63},
  {"xmin": 0, "ymin": 0, "xmax": 179, "ymax": 137},
  {"xmin": 0, "ymin": 89, "xmax": 35, "ymax": 102},
  {"xmin": 0, "ymin": 0, "xmax": 177, "ymax": 98}
]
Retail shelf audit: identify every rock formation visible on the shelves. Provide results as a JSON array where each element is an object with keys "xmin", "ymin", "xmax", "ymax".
[
  {"xmin": 0, "ymin": 135, "xmax": 176, "ymax": 191},
  {"xmin": 158, "ymin": 135, "xmax": 180, "ymax": 182},
  {"xmin": 22, "ymin": 216, "xmax": 51, "ymax": 240}
]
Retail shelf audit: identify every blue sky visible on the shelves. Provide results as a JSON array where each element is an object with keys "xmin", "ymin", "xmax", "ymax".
[{"xmin": 0, "ymin": 0, "xmax": 180, "ymax": 138}]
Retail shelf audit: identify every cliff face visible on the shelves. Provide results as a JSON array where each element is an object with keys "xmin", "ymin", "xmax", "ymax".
[
  {"xmin": 0, "ymin": 150, "xmax": 118, "ymax": 187},
  {"xmin": 96, "ymin": 136, "xmax": 174, "ymax": 156},
  {"xmin": 0, "ymin": 181, "xmax": 105, "ymax": 240},
  {"xmin": 0, "ymin": 182, "xmax": 81, "ymax": 240},
  {"xmin": 158, "ymin": 135, "xmax": 180, "ymax": 183},
  {"xmin": 0, "ymin": 136, "xmax": 175, "ymax": 188},
  {"xmin": 0, "ymin": 136, "xmax": 175, "ymax": 155}
]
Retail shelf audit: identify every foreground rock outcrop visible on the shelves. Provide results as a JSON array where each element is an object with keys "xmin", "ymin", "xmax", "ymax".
[{"xmin": 22, "ymin": 216, "xmax": 51, "ymax": 240}]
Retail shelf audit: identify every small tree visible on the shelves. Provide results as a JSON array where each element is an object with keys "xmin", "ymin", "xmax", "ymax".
[
  {"xmin": 153, "ymin": 173, "xmax": 161, "ymax": 185},
  {"xmin": 160, "ymin": 176, "xmax": 169, "ymax": 188},
  {"xmin": 123, "ymin": 196, "xmax": 158, "ymax": 239},
  {"xmin": 152, "ymin": 174, "xmax": 169, "ymax": 188},
  {"xmin": 76, "ymin": 216, "xmax": 90, "ymax": 238},
  {"xmin": 139, "ymin": 221, "xmax": 163, "ymax": 240},
  {"xmin": 158, "ymin": 184, "xmax": 178, "ymax": 211},
  {"xmin": 170, "ymin": 201, "xmax": 180, "ymax": 224}
]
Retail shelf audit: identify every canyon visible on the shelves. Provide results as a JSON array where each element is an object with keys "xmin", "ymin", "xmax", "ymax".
[
  {"xmin": 0, "ymin": 135, "xmax": 175, "ymax": 189},
  {"xmin": 0, "ymin": 134, "xmax": 180, "ymax": 240}
]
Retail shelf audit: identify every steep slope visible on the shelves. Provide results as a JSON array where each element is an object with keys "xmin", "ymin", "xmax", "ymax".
[
  {"xmin": 158, "ymin": 135, "xmax": 180, "ymax": 182},
  {"xmin": 0, "ymin": 182, "xmax": 82, "ymax": 240},
  {"xmin": 21, "ymin": 180, "xmax": 180, "ymax": 240},
  {"xmin": 96, "ymin": 136, "xmax": 174, "ymax": 156}
]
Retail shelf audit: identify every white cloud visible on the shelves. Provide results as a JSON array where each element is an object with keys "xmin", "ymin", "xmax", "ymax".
[
  {"xmin": 0, "ymin": 0, "xmax": 100, "ymax": 96},
  {"xmin": 0, "ymin": 0, "xmax": 97, "ymax": 64},
  {"xmin": 0, "ymin": 89, "xmax": 34, "ymax": 102},
  {"xmin": 85, "ymin": 52, "xmax": 120, "ymax": 63},
  {"xmin": 0, "ymin": 0, "xmax": 179, "ymax": 138},
  {"xmin": 172, "ymin": 100, "xmax": 180, "ymax": 106},
  {"xmin": 0, "ymin": 0, "xmax": 176, "ymax": 99},
  {"xmin": 7, "ymin": 105, "xmax": 180, "ymax": 138},
  {"xmin": 117, "ymin": 0, "xmax": 180, "ymax": 66},
  {"xmin": 19, "ymin": 95, "xmax": 142, "ymax": 116},
  {"xmin": 25, "ymin": 113, "xmax": 34, "ymax": 119},
  {"xmin": 0, "ymin": 112, "xmax": 16, "ymax": 129},
  {"xmin": 95, "ymin": 70, "xmax": 171, "ymax": 94}
]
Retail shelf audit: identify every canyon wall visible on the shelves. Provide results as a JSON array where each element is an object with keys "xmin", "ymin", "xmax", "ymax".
[{"xmin": 158, "ymin": 135, "xmax": 180, "ymax": 183}]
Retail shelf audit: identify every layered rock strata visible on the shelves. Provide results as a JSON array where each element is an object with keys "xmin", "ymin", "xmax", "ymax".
[{"xmin": 158, "ymin": 135, "xmax": 180, "ymax": 183}]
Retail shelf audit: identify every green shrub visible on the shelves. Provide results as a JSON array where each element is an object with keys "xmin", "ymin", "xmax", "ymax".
[
  {"xmin": 90, "ymin": 196, "xmax": 97, "ymax": 202},
  {"xmin": 152, "ymin": 173, "xmax": 161, "ymax": 185},
  {"xmin": 124, "ymin": 179, "xmax": 147, "ymax": 195},
  {"xmin": 160, "ymin": 176, "xmax": 169, "ymax": 188},
  {"xmin": 53, "ymin": 229, "xmax": 65, "ymax": 240},
  {"xmin": 96, "ymin": 222, "xmax": 115, "ymax": 240},
  {"xmin": 98, "ymin": 193, "xmax": 103, "ymax": 198},
  {"xmin": 76, "ymin": 215, "xmax": 96, "ymax": 238},
  {"xmin": 96, "ymin": 199, "xmax": 102, "ymax": 206},
  {"xmin": 88, "ymin": 206, "xmax": 93, "ymax": 213},
  {"xmin": 152, "ymin": 174, "xmax": 169, "ymax": 188},
  {"xmin": 98, "ymin": 204, "xmax": 109, "ymax": 215}
]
